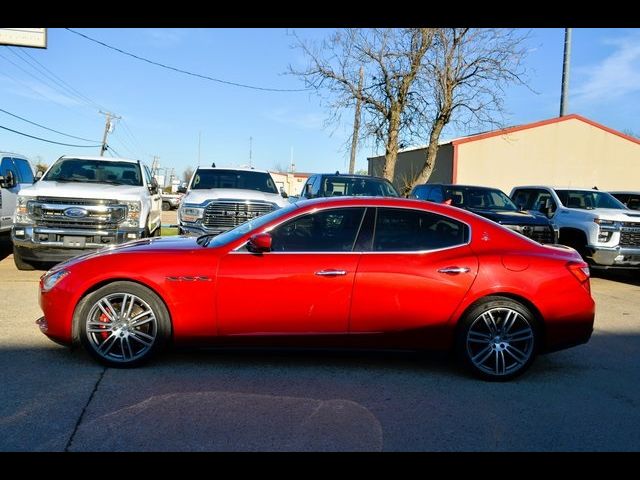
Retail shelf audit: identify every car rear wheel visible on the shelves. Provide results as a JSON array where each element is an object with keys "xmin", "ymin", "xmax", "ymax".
[
  {"xmin": 162, "ymin": 201, "xmax": 171, "ymax": 211},
  {"xmin": 457, "ymin": 296, "xmax": 538, "ymax": 381},
  {"xmin": 77, "ymin": 281, "xmax": 171, "ymax": 367}
]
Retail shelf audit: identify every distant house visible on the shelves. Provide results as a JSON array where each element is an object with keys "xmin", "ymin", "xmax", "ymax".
[
  {"xmin": 367, "ymin": 114, "xmax": 640, "ymax": 193},
  {"xmin": 269, "ymin": 171, "xmax": 311, "ymax": 197}
]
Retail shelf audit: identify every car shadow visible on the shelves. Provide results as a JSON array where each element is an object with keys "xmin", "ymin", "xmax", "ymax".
[{"xmin": 592, "ymin": 268, "xmax": 640, "ymax": 286}]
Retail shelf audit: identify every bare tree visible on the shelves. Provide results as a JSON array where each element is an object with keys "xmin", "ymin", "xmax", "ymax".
[
  {"xmin": 182, "ymin": 167, "xmax": 194, "ymax": 185},
  {"xmin": 291, "ymin": 28, "xmax": 529, "ymax": 194},
  {"xmin": 33, "ymin": 155, "xmax": 48, "ymax": 174},
  {"xmin": 290, "ymin": 28, "xmax": 436, "ymax": 182},
  {"xmin": 409, "ymin": 28, "xmax": 529, "ymax": 194}
]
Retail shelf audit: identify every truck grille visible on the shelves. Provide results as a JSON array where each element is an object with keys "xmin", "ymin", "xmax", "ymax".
[
  {"xmin": 504, "ymin": 225, "xmax": 555, "ymax": 244},
  {"xmin": 202, "ymin": 201, "xmax": 276, "ymax": 230},
  {"xmin": 30, "ymin": 197, "xmax": 125, "ymax": 228},
  {"xmin": 620, "ymin": 231, "xmax": 640, "ymax": 248}
]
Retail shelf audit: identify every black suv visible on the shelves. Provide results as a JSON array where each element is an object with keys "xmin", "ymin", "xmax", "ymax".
[
  {"xmin": 410, "ymin": 183, "xmax": 557, "ymax": 244},
  {"xmin": 609, "ymin": 191, "xmax": 640, "ymax": 210},
  {"xmin": 300, "ymin": 173, "xmax": 399, "ymax": 199}
]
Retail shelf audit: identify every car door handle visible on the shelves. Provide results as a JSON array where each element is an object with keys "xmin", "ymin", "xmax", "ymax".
[
  {"xmin": 438, "ymin": 266, "xmax": 470, "ymax": 275},
  {"xmin": 315, "ymin": 269, "xmax": 347, "ymax": 277}
]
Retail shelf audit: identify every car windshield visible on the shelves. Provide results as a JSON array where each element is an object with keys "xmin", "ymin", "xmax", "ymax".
[
  {"xmin": 44, "ymin": 159, "xmax": 142, "ymax": 186},
  {"xmin": 191, "ymin": 169, "xmax": 278, "ymax": 194},
  {"xmin": 444, "ymin": 186, "xmax": 518, "ymax": 211},
  {"xmin": 321, "ymin": 176, "xmax": 399, "ymax": 197},
  {"xmin": 556, "ymin": 190, "xmax": 626, "ymax": 210},
  {"xmin": 199, "ymin": 202, "xmax": 300, "ymax": 247}
]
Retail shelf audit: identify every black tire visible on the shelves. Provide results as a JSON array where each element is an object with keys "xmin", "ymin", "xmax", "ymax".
[
  {"xmin": 13, "ymin": 245, "xmax": 36, "ymax": 271},
  {"xmin": 456, "ymin": 296, "xmax": 539, "ymax": 381},
  {"xmin": 162, "ymin": 201, "xmax": 171, "ymax": 211},
  {"xmin": 76, "ymin": 281, "xmax": 172, "ymax": 368}
]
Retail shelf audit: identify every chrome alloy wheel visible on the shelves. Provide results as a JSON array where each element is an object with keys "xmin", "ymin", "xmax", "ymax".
[
  {"xmin": 85, "ymin": 292, "xmax": 158, "ymax": 363},
  {"xmin": 465, "ymin": 307, "xmax": 535, "ymax": 377}
]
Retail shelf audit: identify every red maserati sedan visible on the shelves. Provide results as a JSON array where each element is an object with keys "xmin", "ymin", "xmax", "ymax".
[{"xmin": 37, "ymin": 197, "xmax": 594, "ymax": 380}]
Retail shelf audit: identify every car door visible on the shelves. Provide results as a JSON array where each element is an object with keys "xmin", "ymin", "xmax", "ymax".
[
  {"xmin": 216, "ymin": 207, "xmax": 366, "ymax": 335},
  {"xmin": 0, "ymin": 157, "xmax": 20, "ymax": 231},
  {"xmin": 143, "ymin": 165, "xmax": 162, "ymax": 233},
  {"xmin": 350, "ymin": 207, "xmax": 478, "ymax": 333}
]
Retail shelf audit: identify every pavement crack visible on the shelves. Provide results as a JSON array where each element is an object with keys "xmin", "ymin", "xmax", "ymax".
[{"xmin": 64, "ymin": 367, "xmax": 107, "ymax": 452}]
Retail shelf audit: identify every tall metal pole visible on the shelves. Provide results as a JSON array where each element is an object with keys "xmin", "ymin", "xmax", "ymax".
[
  {"xmin": 249, "ymin": 136, "xmax": 253, "ymax": 168},
  {"xmin": 560, "ymin": 28, "xmax": 572, "ymax": 117},
  {"xmin": 198, "ymin": 131, "xmax": 201, "ymax": 166},
  {"xmin": 349, "ymin": 66, "xmax": 364, "ymax": 174}
]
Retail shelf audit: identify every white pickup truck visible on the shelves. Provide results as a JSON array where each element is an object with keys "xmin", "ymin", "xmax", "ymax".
[
  {"xmin": 178, "ymin": 166, "xmax": 290, "ymax": 236},
  {"xmin": 510, "ymin": 186, "xmax": 640, "ymax": 269},
  {"xmin": 1, "ymin": 152, "xmax": 36, "ymax": 236},
  {"xmin": 11, "ymin": 155, "xmax": 162, "ymax": 270}
]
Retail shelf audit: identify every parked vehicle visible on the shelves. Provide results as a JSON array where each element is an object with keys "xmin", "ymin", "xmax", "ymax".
[
  {"xmin": 37, "ymin": 197, "xmax": 594, "ymax": 380},
  {"xmin": 12, "ymin": 156, "xmax": 162, "ymax": 270},
  {"xmin": 0, "ymin": 152, "xmax": 35, "ymax": 236},
  {"xmin": 410, "ymin": 184, "xmax": 556, "ymax": 244},
  {"xmin": 299, "ymin": 173, "xmax": 399, "ymax": 199},
  {"xmin": 609, "ymin": 191, "xmax": 640, "ymax": 211},
  {"xmin": 161, "ymin": 192, "xmax": 183, "ymax": 211},
  {"xmin": 510, "ymin": 186, "xmax": 640, "ymax": 269},
  {"xmin": 178, "ymin": 166, "xmax": 289, "ymax": 236}
]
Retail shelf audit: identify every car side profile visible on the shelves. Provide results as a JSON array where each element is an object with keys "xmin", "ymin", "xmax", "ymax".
[{"xmin": 37, "ymin": 197, "xmax": 594, "ymax": 381}]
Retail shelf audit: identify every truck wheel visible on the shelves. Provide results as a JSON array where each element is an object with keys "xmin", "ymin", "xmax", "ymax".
[
  {"xmin": 162, "ymin": 201, "xmax": 171, "ymax": 211},
  {"xmin": 13, "ymin": 246, "xmax": 36, "ymax": 271}
]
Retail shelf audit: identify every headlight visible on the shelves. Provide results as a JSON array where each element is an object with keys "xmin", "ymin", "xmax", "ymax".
[
  {"xmin": 594, "ymin": 218, "xmax": 615, "ymax": 226},
  {"xmin": 120, "ymin": 200, "xmax": 142, "ymax": 227},
  {"xmin": 41, "ymin": 269, "xmax": 69, "ymax": 292},
  {"xmin": 15, "ymin": 196, "xmax": 34, "ymax": 223},
  {"xmin": 180, "ymin": 205, "xmax": 204, "ymax": 223}
]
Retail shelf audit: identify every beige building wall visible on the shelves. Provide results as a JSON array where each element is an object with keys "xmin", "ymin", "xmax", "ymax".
[
  {"xmin": 456, "ymin": 118, "xmax": 640, "ymax": 193},
  {"xmin": 269, "ymin": 171, "xmax": 310, "ymax": 197}
]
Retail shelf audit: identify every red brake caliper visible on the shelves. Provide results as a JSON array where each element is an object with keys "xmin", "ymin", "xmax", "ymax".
[{"xmin": 99, "ymin": 313, "xmax": 110, "ymax": 339}]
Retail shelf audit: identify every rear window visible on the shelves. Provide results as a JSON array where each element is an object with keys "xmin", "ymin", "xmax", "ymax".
[
  {"xmin": 321, "ymin": 176, "xmax": 399, "ymax": 197},
  {"xmin": 191, "ymin": 169, "xmax": 278, "ymax": 194}
]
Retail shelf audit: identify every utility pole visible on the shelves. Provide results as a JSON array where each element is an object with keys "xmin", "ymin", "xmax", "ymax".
[
  {"xmin": 99, "ymin": 111, "xmax": 121, "ymax": 156},
  {"xmin": 249, "ymin": 136, "xmax": 253, "ymax": 168},
  {"xmin": 560, "ymin": 28, "xmax": 572, "ymax": 117},
  {"xmin": 290, "ymin": 146, "xmax": 295, "ymax": 172},
  {"xmin": 349, "ymin": 66, "xmax": 364, "ymax": 174}
]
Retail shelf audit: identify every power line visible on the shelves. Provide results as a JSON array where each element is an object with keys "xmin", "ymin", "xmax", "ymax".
[
  {"xmin": 0, "ymin": 107, "xmax": 100, "ymax": 143},
  {"xmin": 65, "ymin": 28, "xmax": 310, "ymax": 93},
  {"xmin": 0, "ymin": 124, "xmax": 102, "ymax": 147},
  {"xmin": 105, "ymin": 144, "xmax": 123, "ymax": 157}
]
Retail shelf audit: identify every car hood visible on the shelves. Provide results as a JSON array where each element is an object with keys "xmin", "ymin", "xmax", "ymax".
[
  {"xmin": 578, "ymin": 208, "xmax": 640, "ymax": 221},
  {"xmin": 183, "ymin": 188, "xmax": 289, "ymax": 207},
  {"xmin": 466, "ymin": 208, "xmax": 551, "ymax": 226},
  {"xmin": 18, "ymin": 180, "xmax": 146, "ymax": 202}
]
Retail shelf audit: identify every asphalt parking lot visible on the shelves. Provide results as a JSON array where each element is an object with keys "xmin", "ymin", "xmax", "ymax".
[{"xmin": 0, "ymin": 212, "xmax": 639, "ymax": 451}]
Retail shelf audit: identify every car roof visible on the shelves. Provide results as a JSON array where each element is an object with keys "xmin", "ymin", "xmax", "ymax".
[
  {"xmin": 419, "ymin": 183, "xmax": 507, "ymax": 191},
  {"xmin": 196, "ymin": 166, "xmax": 271, "ymax": 174},
  {"xmin": 609, "ymin": 191, "xmax": 640, "ymax": 195},
  {"xmin": 512, "ymin": 185, "xmax": 600, "ymax": 192},
  {"xmin": 0, "ymin": 152, "xmax": 29, "ymax": 159},
  {"xmin": 315, "ymin": 173, "xmax": 390, "ymax": 181}
]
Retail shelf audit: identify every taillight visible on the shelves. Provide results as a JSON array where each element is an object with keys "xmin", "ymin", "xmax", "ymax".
[{"xmin": 567, "ymin": 261, "xmax": 591, "ymax": 292}]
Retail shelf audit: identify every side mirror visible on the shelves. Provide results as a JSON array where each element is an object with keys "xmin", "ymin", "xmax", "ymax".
[
  {"xmin": 149, "ymin": 178, "xmax": 159, "ymax": 194},
  {"xmin": 304, "ymin": 184, "xmax": 313, "ymax": 198},
  {"xmin": 0, "ymin": 175, "xmax": 4, "ymax": 188},
  {"xmin": 177, "ymin": 186, "xmax": 187, "ymax": 194},
  {"xmin": 540, "ymin": 199, "xmax": 554, "ymax": 218},
  {"xmin": 247, "ymin": 232, "xmax": 272, "ymax": 253},
  {"xmin": 2, "ymin": 171, "xmax": 16, "ymax": 189},
  {"xmin": 280, "ymin": 187, "xmax": 288, "ymax": 199},
  {"xmin": 35, "ymin": 170, "xmax": 44, "ymax": 182}
]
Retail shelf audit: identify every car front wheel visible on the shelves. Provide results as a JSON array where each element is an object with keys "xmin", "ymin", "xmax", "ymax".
[
  {"xmin": 76, "ymin": 281, "xmax": 171, "ymax": 367},
  {"xmin": 457, "ymin": 296, "xmax": 538, "ymax": 381}
]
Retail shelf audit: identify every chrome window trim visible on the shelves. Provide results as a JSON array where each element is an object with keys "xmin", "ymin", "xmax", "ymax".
[{"xmin": 229, "ymin": 204, "xmax": 473, "ymax": 255}]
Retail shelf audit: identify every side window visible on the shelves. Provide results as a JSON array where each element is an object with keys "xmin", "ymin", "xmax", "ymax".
[
  {"xmin": 373, "ymin": 208, "xmax": 469, "ymax": 252},
  {"xmin": 427, "ymin": 187, "xmax": 444, "ymax": 203},
  {"xmin": 411, "ymin": 185, "xmax": 430, "ymax": 200},
  {"xmin": 13, "ymin": 158, "xmax": 34, "ymax": 184},
  {"xmin": 270, "ymin": 207, "xmax": 365, "ymax": 252}
]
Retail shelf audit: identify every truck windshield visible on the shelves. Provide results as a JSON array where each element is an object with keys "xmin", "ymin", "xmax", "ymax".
[
  {"xmin": 555, "ymin": 190, "xmax": 627, "ymax": 210},
  {"xmin": 191, "ymin": 169, "xmax": 278, "ymax": 194},
  {"xmin": 44, "ymin": 159, "xmax": 143, "ymax": 186},
  {"xmin": 444, "ymin": 186, "xmax": 518, "ymax": 211}
]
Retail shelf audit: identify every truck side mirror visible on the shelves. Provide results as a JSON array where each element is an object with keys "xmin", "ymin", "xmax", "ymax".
[
  {"xmin": 304, "ymin": 184, "xmax": 313, "ymax": 198},
  {"xmin": 541, "ymin": 199, "xmax": 554, "ymax": 218},
  {"xmin": 1, "ymin": 171, "xmax": 16, "ymax": 189},
  {"xmin": 280, "ymin": 187, "xmax": 289, "ymax": 199},
  {"xmin": 35, "ymin": 170, "xmax": 44, "ymax": 181},
  {"xmin": 177, "ymin": 186, "xmax": 187, "ymax": 194},
  {"xmin": 149, "ymin": 178, "xmax": 159, "ymax": 194}
]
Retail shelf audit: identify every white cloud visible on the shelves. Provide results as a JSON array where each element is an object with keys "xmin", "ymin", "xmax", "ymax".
[{"xmin": 573, "ymin": 33, "xmax": 640, "ymax": 104}]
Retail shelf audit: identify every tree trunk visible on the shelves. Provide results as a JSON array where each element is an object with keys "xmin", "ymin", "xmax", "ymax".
[
  {"xmin": 381, "ymin": 108, "xmax": 401, "ymax": 184},
  {"xmin": 408, "ymin": 116, "xmax": 447, "ymax": 194}
]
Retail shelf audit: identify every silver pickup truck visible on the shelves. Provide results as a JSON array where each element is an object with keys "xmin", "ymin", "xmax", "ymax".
[
  {"xmin": 1, "ymin": 152, "xmax": 35, "ymax": 236},
  {"xmin": 11, "ymin": 155, "xmax": 162, "ymax": 270},
  {"xmin": 511, "ymin": 186, "xmax": 640, "ymax": 269}
]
